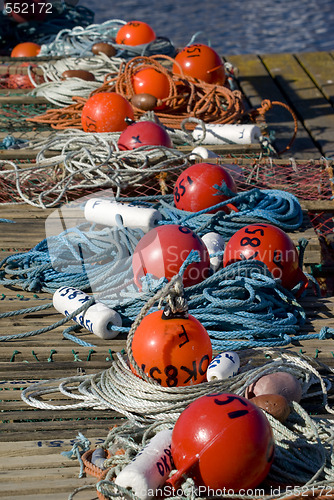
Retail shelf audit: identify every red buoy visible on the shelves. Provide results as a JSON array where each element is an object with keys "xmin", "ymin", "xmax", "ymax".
[
  {"xmin": 132, "ymin": 224, "xmax": 211, "ymax": 289},
  {"xmin": 11, "ymin": 42, "xmax": 41, "ymax": 58},
  {"xmin": 169, "ymin": 392, "xmax": 274, "ymax": 491},
  {"xmin": 173, "ymin": 163, "xmax": 237, "ymax": 214},
  {"xmin": 81, "ymin": 92, "xmax": 134, "ymax": 133},
  {"xmin": 223, "ymin": 223, "xmax": 309, "ymax": 295},
  {"xmin": 118, "ymin": 120, "xmax": 173, "ymax": 150},
  {"xmin": 116, "ymin": 21, "xmax": 156, "ymax": 46},
  {"xmin": 131, "ymin": 310, "xmax": 212, "ymax": 387},
  {"xmin": 173, "ymin": 44, "xmax": 226, "ymax": 85}
]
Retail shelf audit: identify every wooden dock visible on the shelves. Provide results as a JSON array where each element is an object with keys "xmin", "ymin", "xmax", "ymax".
[{"xmin": 1, "ymin": 51, "xmax": 334, "ymax": 499}]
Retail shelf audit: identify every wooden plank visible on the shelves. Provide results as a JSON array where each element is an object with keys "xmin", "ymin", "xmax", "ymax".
[
  {"xmin": 0, "ymin": 149, "xmax": 58, "ymax": 160},
  {"xmin": 226, "ymin": 53, "xmax": 320, "ymax": 159},
  {"xmin": 297, "ymin": 51, "xmax": 334, "ymax": 106},
  {"xmin": 0, "ymin": 94, "xmax": 47, "ymax": 104},
  {"xmin": 261, "ymin": 53, "xmax": 334, "ymax": 158}
]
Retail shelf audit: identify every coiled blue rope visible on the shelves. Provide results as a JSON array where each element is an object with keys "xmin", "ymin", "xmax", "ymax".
[
  {"xmin": 0, "ymin": 187, "xmax": 303, "ymax": 293},
  {"xmin": 0, "ymin": 188, "xmax": 315, "ymax": 348}
]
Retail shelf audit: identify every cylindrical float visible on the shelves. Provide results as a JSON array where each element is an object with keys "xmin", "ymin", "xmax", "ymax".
[
  {"xmin": 206, "ymin": 351, "xmax": 240, "ymax": 381},
  {"xmin": 115, "ymin": 429, "xmax": 173, "ymax": 500},
  {"xmin": 84, "ymin": 199, "xmax": 162, "ymax": 233},
  {"xmin": 192, "ymin": 123, "xmax": 261, "ymax": 145},
  {"xmin": 53, "ymin": 286, "xmax": 122, "ymax": 339},
  {"xmin": 201, "ymin": 232, "xmax": 225, "ymax": 272}
]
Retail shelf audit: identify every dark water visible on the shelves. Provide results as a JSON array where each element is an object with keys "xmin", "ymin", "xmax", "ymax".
[{"xmin": 77, "ymin": 0, "xmax": 334, "ymax": 55}]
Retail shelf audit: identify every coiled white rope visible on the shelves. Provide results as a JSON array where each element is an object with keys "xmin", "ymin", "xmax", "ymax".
[
  {"xmin": 21, "ymin": 348, "xmax": 334, "ymax": 422},
  {"xmin": 91, "ymin": 403, "xmax": 334, "ymax": 500},
  {"xmin": 39, "ymin": 19, "xmax": 126, "ymax": 57},
  {"xmin": 29, "ymin": 79, "xmax": 102, "ymax": 107},
  {"xmin": 31, "ymin": 53, "xmax": 124, "ymax": 84},
  {"xmin": 0, "ymin": 130, "xmax": 190, "ymax": 208},
  {"xmin": 27, "ymin": 53, "xmax": 126, "ymax": 106}
]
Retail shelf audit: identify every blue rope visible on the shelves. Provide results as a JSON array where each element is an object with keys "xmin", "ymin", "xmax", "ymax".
[
  {"xmin": 0, "ymin": 188, "xmax": 314, "ymax": 349},
  {"xmin": 0, "ymin": 218, "xmax": 15, "ymax": 223},
  {"xmin": 0, "ymin": 184, "xmax": 301, "ymax": 294}
]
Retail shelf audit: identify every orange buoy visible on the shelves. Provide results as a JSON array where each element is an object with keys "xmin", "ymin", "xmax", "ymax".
[
  {"xmin": 169, "ymin": 392, "xmax": 274, "ymax": 491},
  {"xmin": 132, "ymin": 224, "xmax": 211, "ymax": 289},
  {"xmin": 173, "ymin": 44, "xmax": 226, "ymax": 85},
  {"xmin": 81, "ymin": 92, "xmax": 134, "ymax": 133},
  {"xmin": 173, "ymin": 163, "xmax": 237, "ymax": 214},
  {"xmin": 131, "ymin": 310, "xmax": 212, "ymax": 387},
  {"xmin": 132, "ymin": 68, "xmax": 170, "ymax": 109},
  {"xmin": 116, "ymin": 21, "xmax": 156, "ymax": 46},
  {"xmin": 11, "ymin": 42, "xmax": 41, "ymax": 58}
]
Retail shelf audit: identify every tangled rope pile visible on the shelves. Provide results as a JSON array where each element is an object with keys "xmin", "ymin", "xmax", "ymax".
[
  {"xmin": 0, "ymin": 234, "xmax": 309, "ymax": 348},
  {"xmin": 17, "ymin": 271, "xmax": 334, "ymax": 498},
  {"xmin": 0, "ymin": 120, "xmax": 301, "ymax": 208},
  {"xmin": 21, "ymin": 338, "xmax": 334, "ymax": 500},
  {"xmin": 0, "ymin": 135, "xmax": 190, "ymax": 207},
  {"xmin": 38, "ymin": 19, "xmax": 176, "ymax": 58},
  {"xmin": 27, "ymin": 55, "xmax": 247, "ymax": 130},
  {"xmin": 84, "ymin": 394, "xmax": 334, "ymax": 500},
  {"xmin": 21, "ymin": 345, "xmax": 333, "ymax": 420},
  {"xmin": 38, "ymin": 19, "xmax": 125, "ymax": 57},
  {"xmin": 27, "ymin": 54, "xmax": 127, "ymax": 107}
]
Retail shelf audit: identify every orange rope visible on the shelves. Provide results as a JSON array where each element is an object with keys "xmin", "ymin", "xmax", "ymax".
[
  {"xmin": 26, "ymin": 56, "xmax": 298, "ymax": 155},
  {"xmin": 250, "ymin": 98, "xmax": 298, "ymax": 155},
  {"xmin": 27, "ymin": 54, "xmax": 246, "ymax": 130}
]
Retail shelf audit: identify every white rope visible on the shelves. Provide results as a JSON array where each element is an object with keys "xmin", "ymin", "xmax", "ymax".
[
  {"xmin": 21, "ymin": 350, "xmax": 333, "ymax": 424},
  {"xmin": 0, "ymin": 129, "xmax": 189, "ymax": 208},
  {"xmin": 83, "ymin": 400, "xmax": 334, "ymax": 500},
  {"xmin": 39, "ymin": 19, "xmax": 126, "ymax": 57},
  {"xmin": 27, "ymin": 53, "xmax": 126, "ymax": 105},
  {"xmin": 33, "ymin": 53, "xmax": 124, "ymax": 84}
]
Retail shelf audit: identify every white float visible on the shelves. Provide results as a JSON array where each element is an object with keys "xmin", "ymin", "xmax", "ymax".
[
  {"xmin": 192, "ymin": 123, "xmax": 262, "ymax": 145},
  {"xmin": 53, "ymin": 286, "xmax": 122, "ymax": 339},
  {"xmin": 84, "ymin": 199, "xmax": 162, "ymax": 233},
  {"xmin": 115, "ymin": 429, "xmax": 173, "ymax": 500},
  {"xmin": 206, "ymin": 351, "xmax": 240, "ymax": 381}
]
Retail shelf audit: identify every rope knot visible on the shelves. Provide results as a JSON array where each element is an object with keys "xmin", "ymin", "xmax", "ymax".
[
  {"xmin": 259, "ymin": 99, "xmax": 273, "ymax": 115},
  {"xmin": 160, "ymin": 276, "xmax": 188, "ymax": 318},
  {"xmin": 319, "ymin": 326, "xmax": 334, "ymax": 340}
]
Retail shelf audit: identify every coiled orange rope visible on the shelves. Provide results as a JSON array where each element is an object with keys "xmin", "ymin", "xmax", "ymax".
[{"xmin": 27, "ymin": 54, "xmax": 246, "ymax": 130}]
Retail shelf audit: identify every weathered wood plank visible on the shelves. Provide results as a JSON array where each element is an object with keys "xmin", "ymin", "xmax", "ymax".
[
  {"xmin": 297, "ymin": 51, "xmax": 334, "ymax": 106},
  {"xmin": 261, "ymin": 53, "xmax": 334, "ymax": 158},
  {"xmin": 226, "ymin": 53, "xmax": 319, "ymax": 159}
]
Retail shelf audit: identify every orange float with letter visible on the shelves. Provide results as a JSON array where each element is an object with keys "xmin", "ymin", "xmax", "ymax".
[
  {"xmin": 173, "ymin": 163, "xmax": 237, "ymax": 214},
  {"xmin": 118, "ymin": 120, "xmax": 172, "ymax": 150},
  {"xmin": 169, "ymin": 392, "xmax": 274, "ymax": 491},
  {"xmin": 116, "ymin": 21, "xmax": 156, "ymax": 46},
  {"xmin": 131, "ymin": 310, "xmax": 212, "ymax": 387},
  {"xmin": 173, "ymin": 43, "xmax": 226, "ymax": 85},
  {"xmin": 11, "ymin": 42, "xmax": 41, "ymax": 58},
  {"xmin": 81, "ymin": 92, "xmax": 134, "ymax": 133},
  {"xmin": 223, "ymin": 223, "xmax": 309, "ymax": 296},
  {"xmin": 132, "ymin": 224, "xmax": 211, "ymax": 289}
]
